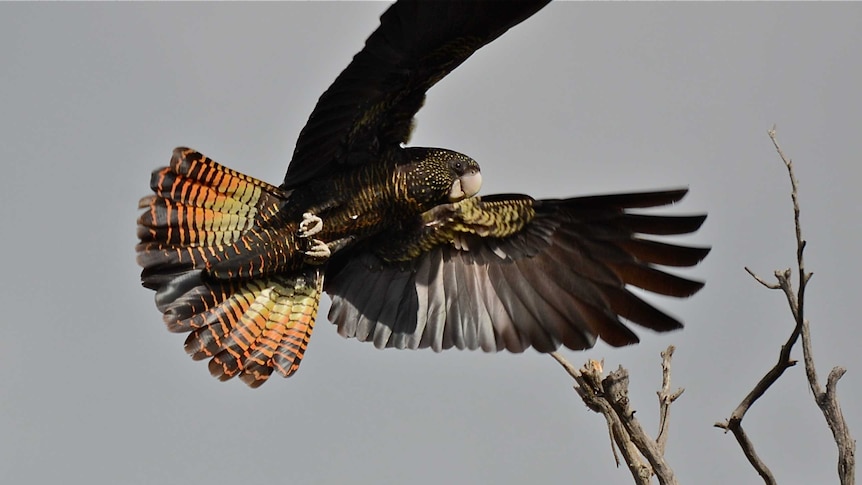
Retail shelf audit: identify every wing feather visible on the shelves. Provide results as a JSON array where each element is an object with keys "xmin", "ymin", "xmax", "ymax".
[{"xmin": 421, "ymin": 251, "xmax": 447, "ymax": 350}]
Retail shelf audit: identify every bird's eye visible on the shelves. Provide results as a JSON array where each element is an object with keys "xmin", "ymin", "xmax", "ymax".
[{"xmin": 454, "ymin": 161, "xmax": 462, "ymax": 170}]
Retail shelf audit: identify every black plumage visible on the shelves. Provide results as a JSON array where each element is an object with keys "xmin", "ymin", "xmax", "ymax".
[{"xmin": 136, "ymin": 1, "xmax": 709, "ymax": 387}]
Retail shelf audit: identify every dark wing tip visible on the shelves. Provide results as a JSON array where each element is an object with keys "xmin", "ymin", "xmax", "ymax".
[
  {"xmin": 625, "ymin": 213, "xmax": 707, "ymax": 236},
  {"xmin": 561, "ymin": 188, "xmax": 690, "ymax": 210}
]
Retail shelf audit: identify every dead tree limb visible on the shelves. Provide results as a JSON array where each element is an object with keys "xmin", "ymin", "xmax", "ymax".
[
  {"xmin": 551, "ymin": 347, "xmax": 680, "ymax": 485},
  {"xmin": 715, "ymin": 127, "xmax": 855, "ymax": 485},
  {"xmin": 767, "ymin": 128, "xmax": 856, "ymax": 485}
]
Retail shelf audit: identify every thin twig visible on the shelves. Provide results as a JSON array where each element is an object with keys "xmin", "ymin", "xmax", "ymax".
[
  {"xmin": 656, "ymin": 346, "xmax": 683, "ymax": 456},
  {"xmin": 744, "ymin": 266, "xmax": 781, "ymax": 290}
]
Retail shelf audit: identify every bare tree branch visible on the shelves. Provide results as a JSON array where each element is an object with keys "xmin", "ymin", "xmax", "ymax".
[
  {"xmin": 769, "ymin": 127, "xmax": 855, "ymax": 485},
  {"xmin": 716, "ymin": 127, "xmax": 855, "ymax": 485},
  {"xmin": 604, "ymin": 367, "xmax": 678, "ymax": 485},
  {"xmin": 551, "ymin": 353, "xmax": 651, "ymax": 484},
  {"xmin": 765, "ymin": 127, "xmax": 858, "ymax": 485},
  {"xmin": 713, "ymin": 267, "xmax": 801, "ymax": 485},
  {"xmin": 551, "ymin": 348, "xmax": 681, "ymax": 485}
]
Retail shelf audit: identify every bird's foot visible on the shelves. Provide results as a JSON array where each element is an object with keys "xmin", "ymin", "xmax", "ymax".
[
  {"xmin": 303, "ymin": 239, "xmax": 331, "ymax": 264},
  {"xmin": 296, "ymin": 213, "xmax": 329, "ymax": 264},
  {"xmin": 298, "ymin": 212, "xmax": 324, "ymax": 238}
]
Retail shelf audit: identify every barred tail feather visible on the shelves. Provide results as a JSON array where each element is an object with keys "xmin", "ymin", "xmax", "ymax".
[
  {"xmin": 136, "ymin": 147, "xmax": 288, "ymax": 286},
  {"xmin": 163, "ymin": 269, "xmax": 324, "ymax": 388}
]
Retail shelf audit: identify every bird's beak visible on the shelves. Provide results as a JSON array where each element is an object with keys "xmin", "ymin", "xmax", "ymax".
[{"xmin": 448, "ymin": 169, "xmax": 482, "ymax": 202}]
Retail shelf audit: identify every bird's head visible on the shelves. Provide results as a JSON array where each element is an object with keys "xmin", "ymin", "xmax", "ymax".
[
  {"xmin": 401, "ymin": 147, "xmax": 482, "ymax": 207},
  {"xmin": 446, "ymin": 152, "xmax": 483, "ymax": 202}
]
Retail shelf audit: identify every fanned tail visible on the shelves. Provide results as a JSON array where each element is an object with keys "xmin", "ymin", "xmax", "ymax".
[{"xmin": 137, "ymin": 148, "xmax": 321, "ymax": 387}]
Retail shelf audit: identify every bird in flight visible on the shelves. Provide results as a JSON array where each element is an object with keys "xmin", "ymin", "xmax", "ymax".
[{"xmin": 137, "ymin": 1, "xmax": 709, "ymax": 388}]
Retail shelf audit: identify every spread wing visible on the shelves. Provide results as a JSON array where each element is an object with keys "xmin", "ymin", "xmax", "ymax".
[
  {"xmin": 283, "ymin": 0, "xmax": 551, "ymax": 188},
  {"xmin": 325, "ymin": 190, "xmax": 710, "ymax": 353}
]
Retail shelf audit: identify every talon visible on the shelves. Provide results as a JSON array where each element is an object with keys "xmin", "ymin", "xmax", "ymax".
[
  {"xmin": 299, "ymin": 212, "xmax": 323, "ymax": 238},
  {"xmin": 303, "ymin": 239, "xmax": 331, "ymax": 264}
]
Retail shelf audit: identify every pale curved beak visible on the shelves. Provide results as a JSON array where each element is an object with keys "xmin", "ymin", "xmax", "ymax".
[{"xmin": 448, "ymin": 169, "xmax": 482, "ymax": 202}]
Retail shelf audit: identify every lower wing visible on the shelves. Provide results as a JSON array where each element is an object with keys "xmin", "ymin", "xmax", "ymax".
[{"xmin": 325, "ymin": 189, "xmax": 709, "ymax": 353}]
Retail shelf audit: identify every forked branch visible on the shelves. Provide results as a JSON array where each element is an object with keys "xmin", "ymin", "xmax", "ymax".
[
  {"xmin": 715, "ymin": 127, "xmax": 855, "ymax": 484},
  {"xmin": 551, "ymin": 347, "xmax": 681, "ymax": 485}
]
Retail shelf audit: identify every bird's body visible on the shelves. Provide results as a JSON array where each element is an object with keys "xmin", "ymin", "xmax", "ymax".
[
  {"xmin": 283, "ymin": 147, "xmax": 482, "ymax": 246},
  {"xmin": 137, "ymin": 0, "xmax": 710, "ymax": 387}
]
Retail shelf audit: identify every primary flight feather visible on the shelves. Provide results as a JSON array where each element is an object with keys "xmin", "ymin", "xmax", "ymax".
[{"xmin": 137, "ymin": 0, "xmax": 709, "ymax": 388}]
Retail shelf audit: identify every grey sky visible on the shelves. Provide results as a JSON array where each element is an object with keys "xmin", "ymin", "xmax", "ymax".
[{"xmin": 2, "ymin": 3, "xmax": 860, "ymax": 484}]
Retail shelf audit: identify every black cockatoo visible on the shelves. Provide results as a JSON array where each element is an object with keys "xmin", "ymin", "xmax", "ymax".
[{"xmin": 137, "ymin": 0, "xmax": 709, "ymax": 387}]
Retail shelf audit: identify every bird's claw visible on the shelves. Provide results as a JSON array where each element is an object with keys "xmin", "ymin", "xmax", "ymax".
[
  {"xmin": 297, "ymin": 213, "xmax": 329, "ymax": 263},
  {"xmin": 299, "ymin": 212, "xmax": 323, "ymax": 238},
  {"xmin": 303, "ymin": 239, "xmax": 331, "ymax": 264}
]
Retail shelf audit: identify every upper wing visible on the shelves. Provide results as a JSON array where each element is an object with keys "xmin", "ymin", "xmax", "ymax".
[
  {"xmin": 283, "ymin": 0, "xmax": 551, "ymax": 188},
  {"xmin": 324, "ymin": 190, "xmax": 709, "ymax": 353}
]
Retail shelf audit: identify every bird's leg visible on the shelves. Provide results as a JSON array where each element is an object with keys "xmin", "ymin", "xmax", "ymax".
[{"xmin": 326, "ymin": 235, "xmax": 356, "ymax": 254}]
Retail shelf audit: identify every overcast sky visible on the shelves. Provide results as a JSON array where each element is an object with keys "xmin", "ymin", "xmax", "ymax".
[{"xmin": 2, "ymin": 3, "xmax": 861, "ymax": 484}]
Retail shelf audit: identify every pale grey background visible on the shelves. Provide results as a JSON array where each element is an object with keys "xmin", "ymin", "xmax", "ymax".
[{"xmin": 2, "ymin": 3, "xmax": 860, "ymax": 484}]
